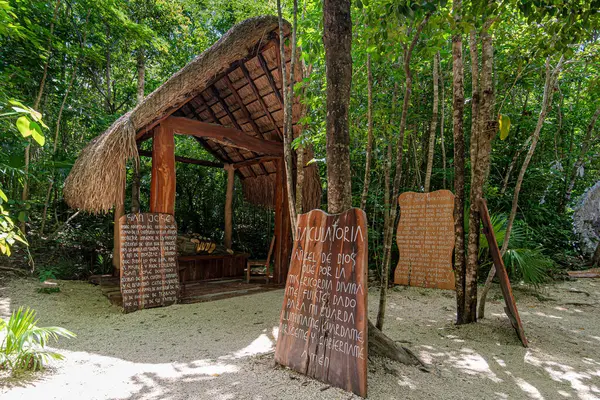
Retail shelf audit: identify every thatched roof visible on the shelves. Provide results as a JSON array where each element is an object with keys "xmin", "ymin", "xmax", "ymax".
[{"xmin": 64, "ymin": 15, "xmax": 321, "ymax": 214}]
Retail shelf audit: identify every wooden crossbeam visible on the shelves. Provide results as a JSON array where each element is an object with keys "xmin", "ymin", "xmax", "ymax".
[
  {"xmin": 239, "ymin": 62, "xmax": 283, "ymax": 140},
  {"xmin": 163, "ymin": 116, "xmax": 283, "ymax": 156},
  {"xmin": 257, "ymin": 53, "xmax": 284, "ymax": 107},
  {"xmin": 184, "ymin": 103, "xmax": 235, "ymax": 164},
  {"xmin": 195, "ymin": 96, "xmax": 256, "ymax": 178},
  {"xmin": 138, "ymin": 149, "xmax": 224, "ymax": 168},
  {"xmin": 221, "ymin": 77, "xmax": 270, "ymax": 175},
  {"xmin": 233, "ymin": 156, "xmax": 280, "ymax": 170}
]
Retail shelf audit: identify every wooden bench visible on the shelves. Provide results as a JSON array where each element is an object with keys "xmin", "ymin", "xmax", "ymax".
[{"xmin": 246, "ymin": 236, "xmax": 275, "ymax": 284}]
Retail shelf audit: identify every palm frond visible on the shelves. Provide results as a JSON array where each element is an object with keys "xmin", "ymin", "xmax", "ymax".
[{"xmin": 0, "ymin": 306, "xmax": 75, "ymax": 373}]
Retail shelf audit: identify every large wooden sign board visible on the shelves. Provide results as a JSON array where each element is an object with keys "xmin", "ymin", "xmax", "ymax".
[
  {"xmin": 275, "ymin": 209, "xmax": 368, "ymax": 397},
  {"xmin": 479, "ymin": 200, "xmax": 528, "ymax": 347},
  {"xmin": 119, "ymin": 213, "xmax": 180, "ymax": 313},
  {"xmin": 394, "ymin": 190, "xmax": 456, "ymax": 290}
]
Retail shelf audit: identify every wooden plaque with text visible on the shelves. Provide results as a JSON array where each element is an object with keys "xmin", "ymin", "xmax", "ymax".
[
  {"xmin": 275, "ymin": 209, "xmax": 368, "ymax": 397},
  {"xmin": 119, "ymin": 213, "xmax": 179, "ymax": 313},
  {"xmin": 394, "ymin": 190, "xmax": 456, "ymax": 290}
]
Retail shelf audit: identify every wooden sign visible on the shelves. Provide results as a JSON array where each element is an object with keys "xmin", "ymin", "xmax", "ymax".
[
  {"xmin": 479, "ymin": 200, "xmax": 528, "ymax": 347},
  {"xmin": 394, "ymin": 190, "xmax": 456, "ymax": 290},
  {"xmin": 275, "ymin": 209, "xmax": 368, "ymax": 397},
  {"xmin": 119, "ymin": 213, "xmax": 180, "ymax": 313}
]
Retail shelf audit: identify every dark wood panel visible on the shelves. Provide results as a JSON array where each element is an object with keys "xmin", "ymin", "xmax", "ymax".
[
  {"xmin": 119, "ymin": 213, "xmax": 179, "ymax": 313},
  {"xmin": 275, "ymin": 209, "xmax": 368, "ymax": 397}
]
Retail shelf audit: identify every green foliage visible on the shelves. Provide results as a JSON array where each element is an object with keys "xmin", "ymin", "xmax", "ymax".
[
  {"xmin": 479, "ymin": 213, "xmax": 554, "ymax": 286},
  {"xmin": 0, "ymin": 0, "xmax": 598, "ymax": 279},
  {"xmin": 0, "ymin": 307, "xmax": 75, "ymax": 374}
]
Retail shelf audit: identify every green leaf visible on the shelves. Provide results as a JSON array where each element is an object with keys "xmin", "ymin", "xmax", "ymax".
[
  {"xmin": 0, "ymin": 188, "xmax": 7, "ymax": 203},
  {"xmin": 16, "ymin": 116, "xmax": 33, "ymax": 137},
  {"xmin": 499, "ymin": 114, "xmax": 511, "ymax": 140}
]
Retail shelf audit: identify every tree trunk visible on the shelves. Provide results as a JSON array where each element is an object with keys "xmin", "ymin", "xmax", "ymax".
[
  {"xmin": 378, "ymin": 15, "xmax": 429, "ymax": 330},
  {"xmin": 277, "ymin": 0, "xmax": 299, "ymax": 234},
  {"xmin": 424, "ymin": 52, "xmax": 439, "ymax": 192},
  {"xmin": 377, "ymin": 83, "xmax": 397, "ymax": 331},
  {"xmin": 439, "ymin": 53, "xmax": 447, "ymax": 189},
  {"xmin": 479, "ymin": 56, "xmax": 564, "ymax": 319},
  {"xmin": 563, "ymin": 106, "xmax": 600, "ymax": 207},
  {"xmin": 500, "ymin": 136, "xmax": 531, "ymax": 195},
  {"xmin": 323, "ymin": 0, "xmax": 352, "ymax": 214},
  {"xmin": 452, "ymin": 0, "xmax": 467, "ymax": 324},
  {"xmin": 131, "ymin": 48, "xmax": 145, "ymax": 213},
  {"xmin": 323, "ymin": 0, "xmax": 423, "ymax": 366},
  {"xmin": 466, "ymin": 21, "xmax": 497, "ymax": 323},
  {"xmin": 22, "ymin": 0, "xmax": 61, "ymax": 233},
  {"xmin": 360, "ymin": 52, "xmax": 374, "ymax": 209}
]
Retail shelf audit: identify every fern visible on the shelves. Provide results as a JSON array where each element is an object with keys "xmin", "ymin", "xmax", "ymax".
[
  {"xmin": 478, "ymin": 213, "xmax": 552, "ymax": 286},
  {"xmin": 0, "ymin": 307, "xmax": 75, "ymax": 373}
]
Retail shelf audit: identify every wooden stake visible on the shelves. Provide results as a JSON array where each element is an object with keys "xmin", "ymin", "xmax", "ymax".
[{"xmin": 224, "ymin": 164, "xmax": 235, "ymax": 249}]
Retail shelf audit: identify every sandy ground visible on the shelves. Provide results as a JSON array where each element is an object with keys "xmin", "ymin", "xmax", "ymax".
[{"xmin": 1, "ymin": 277, "xmax": 600, "ymax": 400}]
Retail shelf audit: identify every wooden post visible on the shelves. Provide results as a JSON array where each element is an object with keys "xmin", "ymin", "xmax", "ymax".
[
  {"xmin": 273, "ymin": 159, "xmax": 292, "ymax": 284},
  {"xmin": 224, "ymin": 164, "xmax": 234, "ymax": 249},
  {"xmin": 150, "ymin": 124, "xmax": 176, "ymax": 214},
  {"xmin": 112, "ymin": 176, "xmax": 125, "ymax": 273}
]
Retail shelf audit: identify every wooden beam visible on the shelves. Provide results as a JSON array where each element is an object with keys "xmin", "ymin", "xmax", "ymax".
[
  {"xmin": 150, "ymin": 124, "xmax": 176, "ymax": 214},
  {"xmin": 195, "ymin": 96, "xmax": 257, "ymax": 178},
  {"xmin": 221, "ymin": 78, "xmax": 270, "ymax": 175},
  {"xmin": 239, "ymin": 63, "xmax": 283, "ymax": 140},
  {"xmin": 139, "ymin": 149, "xmax": 224, "ymax": 168},
  {"xmin": 184, "ymin": 104, "xmax": 236, "ymax": 164},
  {"xmin": 164, "ymin": 116, "xmax": 283, "ymax": 156},
  {"xmin": 258, "ymin": 53, "xmax": 284, "ymax": 107},
  {"xmin": 224, "ymin": 164, "xmax": 235, "ymax": 249},
  {"xmin": 233, "ymin": 156, "xmax": 279, "ymax": 170}
]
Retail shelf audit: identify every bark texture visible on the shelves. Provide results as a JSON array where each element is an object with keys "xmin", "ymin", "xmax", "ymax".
[
  {"xmin": 323, "ymin": 0, "xmax": 352, "ymax": 214},
  {"xmin": 424, "ymin": 52, "xmax": 440, "ymax": 192},
  {"xmin": 466, "ymin": 22, "xmax": 497, "ymax": 323},
  {"xmin": 452, "ymin": 0, "xmax": 467, "ymax": 324},
  {"xmin": 376, "ymin": 83, "xmax": 397, "ymax": 331},
  {"xmin": 278, "ymin": 0, "xmax": 299, "ymax": 233}
]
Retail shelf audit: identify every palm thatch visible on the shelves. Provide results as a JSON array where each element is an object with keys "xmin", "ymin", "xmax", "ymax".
[{"xmin": 64, "ymin": 15, "xmax": 321, "ymax": 214}]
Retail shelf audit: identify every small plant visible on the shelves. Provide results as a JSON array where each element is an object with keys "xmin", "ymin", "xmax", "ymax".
[
  {"xmin": 38, "ymin": 269, "xmax": 57, "ymax": 283},
  {"xmin": 0, "ymin": 307, "xmax": 75, "ymax": 374}
]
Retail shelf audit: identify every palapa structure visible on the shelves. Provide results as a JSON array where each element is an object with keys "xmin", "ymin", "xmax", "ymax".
[{"xmin": 64, "ymin": 16, "xmax": 321, "ymax": 284}]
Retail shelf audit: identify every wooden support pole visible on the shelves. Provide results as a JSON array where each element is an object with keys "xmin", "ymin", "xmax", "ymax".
[
  {"xmin": 112, "ymin": 177, "xmax": 125, "ymax": 273},
  {"xmin": 273, "ymin": 158, "xmax": 292, "ymax": 284},
  {"xmin": 150, "ymin": 124, "xmax": 176, "ymax": 214},
  {"xmin": 224, "ymin": 164, "xmax": 235, "ymax": 249}
]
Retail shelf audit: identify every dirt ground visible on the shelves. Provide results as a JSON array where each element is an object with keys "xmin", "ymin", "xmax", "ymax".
[{"xmin": 1, "ymin": 276, "xmax": 600, "ymax": 399}]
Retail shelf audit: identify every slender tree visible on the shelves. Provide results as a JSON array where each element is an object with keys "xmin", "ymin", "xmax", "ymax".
[
  {"xmin": 360, "ymin": 51, "xmax": 374, "ymax": 209},
  {"xmin": 452, "ymin": 0, "xmax": 467, "ymax": 324},
  {"xmin": 277, "ymin": 0, "xmax": 299, "ymax": 235},
  {"xmin": 424, "ymin": 51, "xmax": 439, "ymax": 192},
  {"xmin": 479, "ymin": 56, "xmax": 564, "ymax": 319},
  {"xmin": 378, "ymin": 14, "xmax": 430, "ymax": 330}
]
